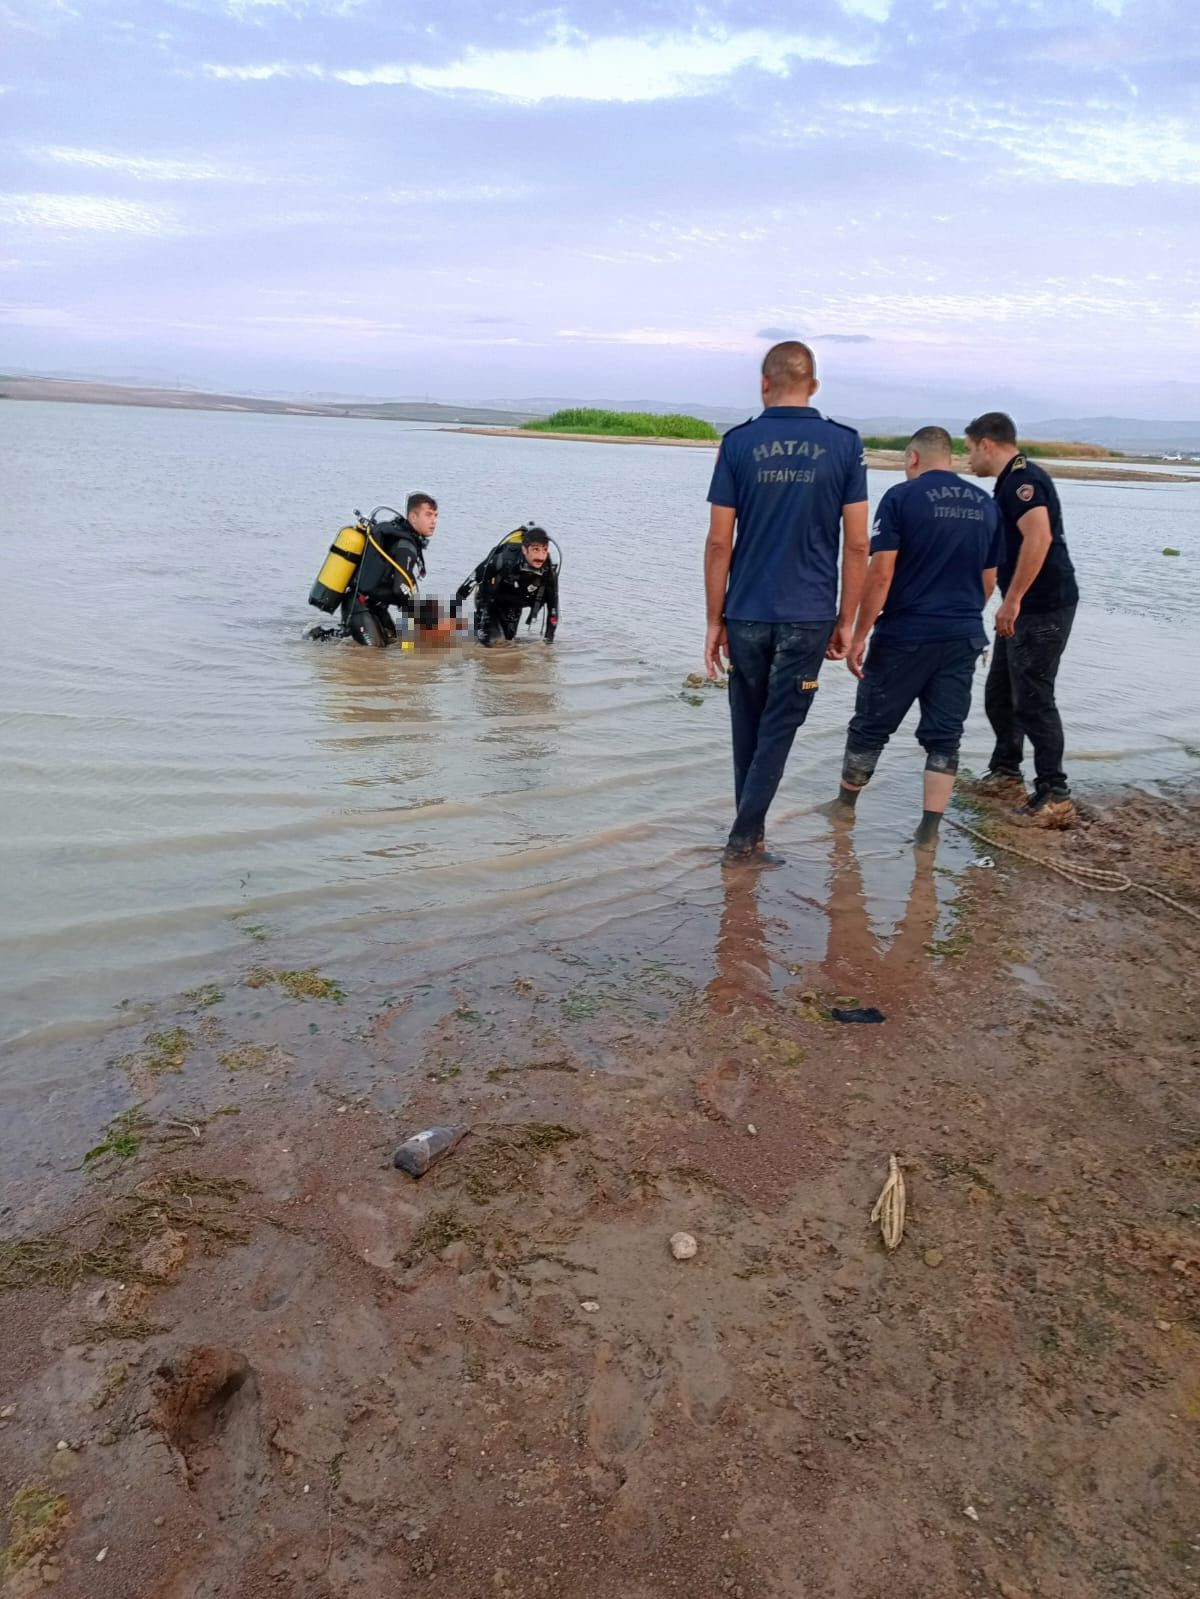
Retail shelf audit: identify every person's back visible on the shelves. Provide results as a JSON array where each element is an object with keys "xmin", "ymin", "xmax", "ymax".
[
  {"xmin": 704, "ymin": 341, "xmax": 870, "ymax": 863},
  {"xmin": 834, "ymin": 428, "xmax": 1001, "ymax": 845},
  {"xmin": 712, "ymin": 408, "xmax": 867, "ymax": 623},
  {"xmin": 872, "ymin": 470, "xmax": 1001, "ymax": 641}
]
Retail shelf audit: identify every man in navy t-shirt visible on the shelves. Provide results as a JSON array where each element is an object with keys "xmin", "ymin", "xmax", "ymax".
[
  {"xmin": 705, "ymin": 341, "xmax": 869, "ymax": 863},
  {"xmin": 834, "ymin": 425, "xmax": 1003, "ymax": 846}
]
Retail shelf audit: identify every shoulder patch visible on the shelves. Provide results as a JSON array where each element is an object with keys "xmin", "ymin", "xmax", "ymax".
[
  {"xmin": 1011, "ymin": 453, "xmax": 1027, "ymax": 470},
  {"xmin": 1016, "ymin": 483, "xmax": 1035, "ymax": 502}
]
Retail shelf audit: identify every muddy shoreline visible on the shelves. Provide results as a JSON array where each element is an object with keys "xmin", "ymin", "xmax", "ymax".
[{"xmin": 2, "ymin": 785, "xmax": 1198, "ymax": 1597}]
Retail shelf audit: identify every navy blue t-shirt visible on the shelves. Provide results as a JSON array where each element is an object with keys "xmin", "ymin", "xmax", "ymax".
[
  {"xmin": 707, "ymin": 406, "xmax": 868, "ymax": 623},
  {"xmin": 871, "ymin": 470, "xmax": 1004, "ymax": 643}
]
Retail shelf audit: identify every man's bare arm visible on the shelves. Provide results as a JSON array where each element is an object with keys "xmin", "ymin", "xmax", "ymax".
[
  {"xmin": 704, "ymin": 504, "xmax": 736, "ymax": 678},
  {"xmin": 846, "ymin": 549, "xmax": 897, "ymax": 679},
  {"xmin": 995, "ymin": 506, "xmax": 1052, "ymax": 636},
  {"xmin": 829, "ymin": 501, "xmax": 870, "ymax": 659}
]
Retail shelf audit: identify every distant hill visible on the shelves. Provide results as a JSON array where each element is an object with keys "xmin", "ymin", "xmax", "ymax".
[{"xmin": 4, "ymin": 375, "xmax": 1196, "ymax": 456}]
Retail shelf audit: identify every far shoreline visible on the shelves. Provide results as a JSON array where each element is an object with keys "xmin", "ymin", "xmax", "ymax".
[{"xmin": 447, "ymin": 425, "xmax": 1200, "ymax": 484}]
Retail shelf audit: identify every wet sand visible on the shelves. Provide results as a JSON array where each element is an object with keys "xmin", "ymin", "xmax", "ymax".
[{"xmin": 2, "ymin": 784, "xmax": 1198, "ymax": 1598}]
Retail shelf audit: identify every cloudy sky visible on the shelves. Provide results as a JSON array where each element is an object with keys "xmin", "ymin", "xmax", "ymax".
[{"xmin": 2, "ymin": 0, "xmax": 1198, "ymax": 417}]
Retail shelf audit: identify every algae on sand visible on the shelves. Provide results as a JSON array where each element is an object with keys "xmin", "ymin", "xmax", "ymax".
[
  {"xmin": 3, "ymin": 1484, "xmax": 68, "ymax": 1574},
  {"xmin": 0, "ymin": 1171, "xmax": 255, "ymax": 1292},
  {"xmin": 245, "ymin": 967, "xmax": 345, "ymax": 1002},
  {"xmin": 120, "ymin": 1026, "xmax": 192, "ymax": 1077}
]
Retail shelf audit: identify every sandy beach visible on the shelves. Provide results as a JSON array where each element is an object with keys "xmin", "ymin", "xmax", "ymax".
[{"xmin": 2, "ymin": 783, "xmax": 1198, "ymax": 1598}]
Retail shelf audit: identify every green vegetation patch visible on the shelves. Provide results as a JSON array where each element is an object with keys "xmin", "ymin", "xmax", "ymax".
[
  {"xmin": 245, "ymin": 967, "xmax": 344, "ymax": 1002},
  {"xmin": 183, "ymin": 984, "xmax": 223, "ymax": 1009},
  {"xmin": 120, "ymin": 1026, "xmax": 192, "ymax": 1077},
  {"xmin": 3, "ymin": 1484, "xmax": 68, "ymax": 1574},
  {"xmin": 523, "ymin": 407, "xmax": 719, "ymax": 441},
  {"xmin": 84, "ymin": 1107, "xmax": 150, "ymax": 1169}
]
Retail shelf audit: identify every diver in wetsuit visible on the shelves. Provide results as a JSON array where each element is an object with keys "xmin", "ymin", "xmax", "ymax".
[
  {"xmin": 342, "ymin": 493, "xmax": 438, "ymax": 646},
  {"xmin": 452, "ymin": 524, "xmax": 559, "ymax": 646}
]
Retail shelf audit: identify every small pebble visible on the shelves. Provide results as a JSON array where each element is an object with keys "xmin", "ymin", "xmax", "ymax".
[
  {"xmin": 55, "ymin": 1440, "xmax": 69, "ymax": 1451},
  {"xmin": 670, "ymin": 1232, "xmax": 698, "ymax": 1261},
  {"xmin": 923, "ymin": 1248, "xmax": 944, "ymax": 1269},
  {"xmin": 580, "ymin": 1300, "xmax": 600, "ymax": 1313},
  {"xmin": 96, "ymin": 1547, "xmax": 108, "ymax": 1563},
  {"xmin": 0, "ymin": 1405, "xmax": 15, "ymax": 1419},
  {"xmin": 963, "ymin": 1505, "xmax": 979, "ymax": 1522},
  {"xmin": 746, "ymin": 1124, "xmax": 757, "ymax": 1136},
  {"xmin": 1156, "ymin": 1320, "xmax": 1173, "ymax": 1331}
]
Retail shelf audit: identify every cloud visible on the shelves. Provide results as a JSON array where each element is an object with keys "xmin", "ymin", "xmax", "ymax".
[
  {"xmin": 814, "ymin": 333, "xmax": 874, "ymax": 343},
  {"xmin": 0, "ymin": 193, "xmax": 183, "ymax": 235},
  {"xmin": 31, "ymin": 146, "xmax": 260, "ymax": 183},
  {"xmin": 756, "ymin": 326, "xmax": 798, "ymax": 339},
  {"xmin": 557, "ymin": 325, "xmax": 755, "ymax": 353},
  {"xmin": 205, "ymin": 24, "xmax": 875, "ymax": 101},
  {"xmin": 203, "ymin": 60, "xmax": 321, "ymax": 80}
]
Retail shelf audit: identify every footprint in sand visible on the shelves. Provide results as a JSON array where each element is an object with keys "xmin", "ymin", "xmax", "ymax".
[
  {"xmin": 586, "ymin": 1339, "xmax": 664, "ymax": 1460},
  {"xmin": 672, "ymin": 1313, "xmax": 733, "ymax": 1425}
]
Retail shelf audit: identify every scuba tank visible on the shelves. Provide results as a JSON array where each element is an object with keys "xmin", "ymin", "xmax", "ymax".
[{"xmin": 309, "ymin": 513, "xmax": 369, "ymax": 613}]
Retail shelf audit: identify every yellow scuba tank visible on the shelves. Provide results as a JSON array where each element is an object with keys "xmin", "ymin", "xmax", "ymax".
[{"xmin": 309, "ymin": 521, "xmax": 367, "ymax": 613}]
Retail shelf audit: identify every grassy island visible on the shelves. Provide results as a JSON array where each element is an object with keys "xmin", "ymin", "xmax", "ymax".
[{"xmin": 523, "ymin": 408, "xmax": 720, "ymax": 441}]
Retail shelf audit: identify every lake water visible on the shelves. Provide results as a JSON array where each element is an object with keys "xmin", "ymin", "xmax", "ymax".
[{"xmin": 2, "ymin": 400, "xmax": 1198, "ymax": 1064}]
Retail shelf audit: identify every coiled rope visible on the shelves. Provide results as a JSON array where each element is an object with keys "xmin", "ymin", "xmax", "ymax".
[{"xmin": 947, "ymin": 818, "xmax": 1200, "ymax": 923}]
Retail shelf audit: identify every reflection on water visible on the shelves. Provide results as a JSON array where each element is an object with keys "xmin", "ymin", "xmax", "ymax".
[{"xmin": 1, "ymin": 399, "xmax": 1198, "ymax": 1057}]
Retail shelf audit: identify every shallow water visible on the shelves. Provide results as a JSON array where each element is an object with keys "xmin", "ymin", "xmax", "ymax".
[{"xmin": 1, "ymin": 400, "xmax": 1198, "ymax": 1061}]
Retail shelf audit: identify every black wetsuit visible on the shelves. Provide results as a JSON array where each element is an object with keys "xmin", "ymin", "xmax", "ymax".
[
  {"xmin": 457, "ymin": 544, "xmax": 558, "ymax": 645},
  {"xmin": 341, "ymin": 518, "xmax": 427, "ymax": 647}
]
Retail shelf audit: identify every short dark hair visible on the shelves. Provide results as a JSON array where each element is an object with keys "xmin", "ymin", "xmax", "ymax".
[
  {"xmin": 761, "ymin": 340, "xmax": 816, "ymax": 389},
  {"xmin": 964, "ymin": 412, "xmax": 1017, "ymax": 446},
  {"xmin": 909, "ymin": 425, "xmax": 953, "ymax": 456},
  {"xmin": 407, "ymin": 491, "xmax": 437, "ymax": 514},
  {"xmin": 521, "ymin": 525, "xmax": 549, "ymax": 546}
]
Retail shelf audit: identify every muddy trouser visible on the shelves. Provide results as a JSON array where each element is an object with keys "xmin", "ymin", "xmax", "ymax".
[
  {"xmin": 984, "ymin": 604, "xmax": 1075, "ymax": 793},
  {"xmin": 842, "ymin": 635, "xmax": 984, "ymax": 789},
  {"xmin": 725, "ymin": 619, "xmax": 834, "ymax": 850},
  {"xmin": 474, "ymin": 604, "xmax": 521, "ymax": 646},
  {"xmin": 341, "ymin": 593, "xmax": 398, "ymax": 648}
]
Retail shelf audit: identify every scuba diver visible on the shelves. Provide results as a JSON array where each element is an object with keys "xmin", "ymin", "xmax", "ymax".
[
  {"xmin": 452, "ymin": 524, "xmax": 560, "ymax": 646},
  {"xmin": 308, "ymin": 493, "xmax": 440, "ymax": 647}
]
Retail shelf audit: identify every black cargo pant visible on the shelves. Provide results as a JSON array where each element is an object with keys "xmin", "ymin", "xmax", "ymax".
[
  {"xmin": 984, "ymin": 604, "xmax": 1075, "ymax": 792},
  {"xmin": 474, "ymin": 604, "xmax": 522, "ymax": 646}
]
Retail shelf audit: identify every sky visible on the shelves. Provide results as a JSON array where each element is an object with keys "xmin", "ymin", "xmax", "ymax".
[{"xmin": 2, "ymin": 0, "xmax": 1199, "ymax": 419}]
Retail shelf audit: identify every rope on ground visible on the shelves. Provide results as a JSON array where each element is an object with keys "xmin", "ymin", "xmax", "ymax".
[
  {"xmin": 947, "ymin": 817, "xmax": 1200, "ymax": 923},
  {"xmin": 871, "ymin": 1154, "xmax": 906, "ymax": 1251}
]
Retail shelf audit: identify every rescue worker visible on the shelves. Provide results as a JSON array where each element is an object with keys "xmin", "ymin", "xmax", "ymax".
[
  {"xmin": 834, "ymin": 426, "xmax": 1002, "ymax": 846},
  {"xmin": 342, "ymin": 492, "xmax": 438, "ymax": 647},
  {"xmin": 704, "ymin": 340, "xmax": 869, "ymax": 866},
  {"xmin": 453, "ymin": 525, "xmax": 559, "ymax": 646},
  {"xmin": 964, "ymin": 413, "xmax": 1080, "ymax": 827}
]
